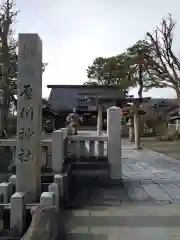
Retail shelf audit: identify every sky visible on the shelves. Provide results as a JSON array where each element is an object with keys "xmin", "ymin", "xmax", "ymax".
[{"xmin": 15, "ymin": 0, "xmax": 180, "ymax": 98}]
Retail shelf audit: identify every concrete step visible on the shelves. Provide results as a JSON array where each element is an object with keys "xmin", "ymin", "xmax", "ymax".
[
  {"xmin": 69, "ymin": 173, "xmax": 111, "ymax": 191},
  {"xmin": 71, "ymin": 161, "xmax": 109, "ymax": 171},
  {"xmin": 69, "ymin": 158, "xmax": 110, "ymax": 189},
  {"xmin": 66, "ymin": 205, "xmax": 180, "ymax": 240},
  {"xmin": 71, "ymin": 169, "xmax": 108, "ymax": 176},
  {"xmin": 66, "ymin": 156, "xmax": 108, "ymax": 163}
]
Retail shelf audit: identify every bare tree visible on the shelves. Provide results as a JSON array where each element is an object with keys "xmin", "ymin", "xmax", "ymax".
[
  {"xmin": 146, "ymin": 14, "xmax": 180, "ymax": 97},
  {"xmin": 126, "ymin": 42, "xmax": 148, "ymax": 149},
  {"xmin": 133, "ymin": 65, "xmax": 143, "ymax": 149},
  {"xmin": 0, "ymin": 0, "xmax": 18, "ymax": 137}
]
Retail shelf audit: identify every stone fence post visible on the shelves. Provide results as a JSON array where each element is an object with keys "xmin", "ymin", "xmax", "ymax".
[
  {"xmin": 52, "ymin": 128, "xmax": 68, "ymax": 173},
  {"xmin": 10, "ymin": 192, "xmax": 26, "ymax": 237},
  {"xmin": 40, "ymin": 192, "xmax": 55, "ymax": 207},
  {"xmin": 97, "ymin": 105, "xmax": 103, "ymax": 135},
  {"xmin": 107, "ymin": 106, "xmax": 122, "ymax": 180}
]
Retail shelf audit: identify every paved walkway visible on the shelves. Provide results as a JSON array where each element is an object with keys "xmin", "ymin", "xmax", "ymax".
[
  {"xmin": 71, "ymin": 140, "xmax": 180, "ymax": 205},
  {"xmin": 66, "ymin": 140, "xmax": 180, "ymax": 239},
  {"xmin": 67, "ymin": 205, "xmax": 180, "ymax": 239},
  {"xmin": 122, "ymin": 140, "xmax": 180, "ymax": 203}
]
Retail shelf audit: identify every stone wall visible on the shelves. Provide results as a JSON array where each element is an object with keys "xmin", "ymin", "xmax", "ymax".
[{"xmin": 168, "ymin": 124, "xmax": 179, "ymax": 135}]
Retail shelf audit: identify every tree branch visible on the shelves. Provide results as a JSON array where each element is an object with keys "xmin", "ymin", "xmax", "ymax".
[{"xmin": 146, "ymin": 14, "xmax": 180, "ymax": 96}]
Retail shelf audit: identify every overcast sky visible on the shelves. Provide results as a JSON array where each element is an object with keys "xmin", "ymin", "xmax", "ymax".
[{"xmin": 16, "ymin": 0, "xmax": 180, "ymax": 98}]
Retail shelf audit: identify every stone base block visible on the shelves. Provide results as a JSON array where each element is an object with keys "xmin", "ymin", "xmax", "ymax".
[
  {"xmin": 40, "ymin": 192, "xmax": 55, "ymax": 207},
  {"xmin": 0, "ymin": 182, "xmax": 13, "ymax": 203},
  {"xmin": 9, "ymin": 175, "xmax": 16, "ymax": 193},
  {"xmin": 110, "ymin": 163, "xmax": 122, "ymax": 180},
  {"xmin": 10, "ymin": 192, "xmax": 26, "ymax": 237},
  {"xmin": 48, "ymin": 183, "xmax": 59, "ymax": 210},
  {"xmin": 54, "ymin": 174, "xmax": 70, "ymax": 206}
]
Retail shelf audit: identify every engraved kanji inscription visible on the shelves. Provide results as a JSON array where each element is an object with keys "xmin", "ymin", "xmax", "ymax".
[
  {"xmin": 24, "ymin": 150, "xmax": 33, "ymax": 162},
  {"xmin": 20, "ymin": 106, "xmax": 33, "ymax": 120},
  {"xmin": 20, "ymin": 85, "xmax": 32, "ymax": 99},
  {"xmin": 20, "ymin": 108, "xmax": 24, "ymax": 118},
  {"xmin": 26, "ymin": 106, "xmax": 33, "ymax": 120},
  {"xmin": 18, "ymin": 128, "xmax": 25, "ymax": 140},
  {"xmin": 18, "ymin": 127, "xmax": 34, "ymax": 141},
  {"xmin": 27, "ymin": 128, "xmax": 34, "ymax": 141},
  {"xmin": 18, "ymin": 149, "xmax": 24, "ymax": 162},
  {"xmin": 18, "ymin": 149, "xmax": 33, "ymax": 162}
]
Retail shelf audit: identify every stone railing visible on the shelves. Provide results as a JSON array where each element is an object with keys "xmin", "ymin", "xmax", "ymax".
[
  {"xmin": 168, "ymin": 123, "xmax": 180, "ymax": 133},
  {"xmin": 52, "ymin": 106, "xmax": 122, "ymax": 180},
  {"xmin": 67, "ymin": 133, "xmax": 108, "ymax": 158},
  {"xmin": 0, "ymin": 106, "xmax": 122, "ymax": 238},
  {"xmin": 0, "ymin": 138, "xmax": 52, "ymax": 169},
  {"xmin": 168, "ymin": 124, "xmax": 177, "ymax": 135},
  {"xmin": 51, "ymin": 128, "xmax": 108, "ymax": 172},
  {"xmin": 0, "ymin": 173, "xmax": 68, "ymax": 237},
  {"xmin": 0, "ymin": 107, "xmax": 122, "ymax": 179},
  {"xmin": 0, "ymin": 129, "xmax": 108, "ymax": 173}
]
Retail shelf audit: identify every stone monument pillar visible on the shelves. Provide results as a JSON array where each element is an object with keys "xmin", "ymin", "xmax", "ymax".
[
  {"xmin": 107, "ymin": 106, "xmax": 122, "ymax": 179},
  {"xmin": 16, "ymin": 34, "xmax": 42, "ymax": 201}
]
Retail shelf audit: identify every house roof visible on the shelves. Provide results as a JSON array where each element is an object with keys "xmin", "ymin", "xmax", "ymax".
[
  {"xmin": 141, "ymin": 98, "xmax": 178, "ymax": 109},
  {"xmin": 141, "ymin": 98, "xmax": 179, "ymax": 117},
  {"xmin": 42, "ymin": 98, "xmax": 60, "ymax": 117},
  {"xmin": 47, "ymin": 85, "xmax": 125, "ymax": 112},
  {"xmin": 47, "ymin": 84, "xmax": 123, "ymax": 89},
  {"xmin": 46, "ymin": 84, "xmax": 179, "ymax": 114}
]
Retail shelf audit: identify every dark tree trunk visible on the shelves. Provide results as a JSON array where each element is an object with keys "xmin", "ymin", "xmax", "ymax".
[
  {"xmin": 0, "ymin": 88, "xmax": 10, "ymax": 137},
  {"xmin": 134, "ymin": 64, "xmax": 143, "ymax": 149}
]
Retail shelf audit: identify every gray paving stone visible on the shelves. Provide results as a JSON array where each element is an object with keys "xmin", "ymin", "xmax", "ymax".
[
  {"xmin": 121, "ymin": 175, "xmax": 131, "ymax": 180},
  {"xmin": 174, "ymin": 183, "xmax": 180, "ymax": 190},
  {"xmin": 67, "ymin": 233, "xmax": 107, "ymax": 240},
  {"xmin": 139, "ymin": 163, "xmax": 151, "ymax": 168},
  {"xmin": 122, "ymin": 158, "xmax": 136, "ymax": 164},
  {"xmin": 142, "ymin": 184, "xmax": 172, "ymax": 202},
  {"xmin": 153, "ymin": 178, "xmax": 180, "ymax": 185},
  {"xmin": 67, "ymin": 203, "xmax": 180, "ymax": 239},
  {"xmin": 122, "ymin": 164, "xmax": 135, "ymax": 175},
  {"xmin": 127, "ymin": 186, "xmax": 150, "ymax": 201},
  {"xmin": 140, "ymin": 179, "xmax": 154, "ymax": 185},
  {"xmin": 159, "ymin": 184, "xmax": 180, "ymax": 201},
  {"xmin": 71, "ymin": 141, "xmax": 180, "ymax": 209},
  {"xmin": 89, "ymin": 188, "xmax": 129, "ymax": 204},
  {"xmin": 121, "ymin": 143, "xmax": 180, "ymax": 189},
  {"xmin": 126, "ymin": 172, "xmax": 141, "ymax": 179},
  {"xmin": 127, "ymin": 163, "xmax": 134, "ymax": 168},
  {"xmin": 130, "ymin": 164, "xmax": 156, "ymax": 178}
]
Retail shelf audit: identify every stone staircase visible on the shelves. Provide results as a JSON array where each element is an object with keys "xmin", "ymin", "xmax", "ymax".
[
  {"xmin": 66, "ymin": 205, "xmax": 180, "ymax": 240},
  {"xmin": 67, "ymin": 156, "xmax": 110, "ymax": 188},
  {"xmin": 70, "ymin": 157, "xmax": 109, "ymax": 178},
  {"xmin": 65, "ymin": 156, "xmax": 110, "ymax": 208}
]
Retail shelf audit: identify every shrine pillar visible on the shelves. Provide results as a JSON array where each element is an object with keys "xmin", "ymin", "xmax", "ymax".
[{"xmin": 16, "ymin": 34, "xmax": 42, "ymax": 201}]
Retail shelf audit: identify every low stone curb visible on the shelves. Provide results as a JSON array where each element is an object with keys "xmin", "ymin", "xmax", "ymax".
[{"xmin": 141, "ymin": 146, "xmax": 180, "ymax": 164}]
